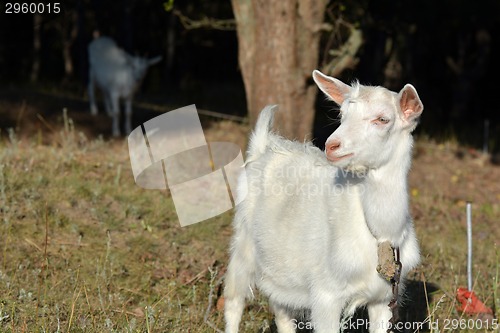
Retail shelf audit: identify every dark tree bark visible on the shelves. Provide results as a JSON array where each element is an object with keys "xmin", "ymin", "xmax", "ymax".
[
  {"xmin": 231, "ymin": 0, "xmax": 328, "ymax": 140},
  {"xmin": 30, "ymin": 14, "xmax": 42, "ymax": 82},
  {"xmin": 61, "ymin": 10, "xmax": 78, "ymax": 79}
]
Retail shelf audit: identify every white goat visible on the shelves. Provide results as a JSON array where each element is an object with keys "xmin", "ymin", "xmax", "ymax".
[
  {"xmin": 88, "ymin": 36, "xmax": 161, "ymax": 136},
  {"xmin": 224, "ymin": 70, "xmax": 423, "ymax": 333}
]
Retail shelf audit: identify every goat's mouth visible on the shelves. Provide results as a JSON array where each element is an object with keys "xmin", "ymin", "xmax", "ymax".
[{"xmin": 326, "ymin": 153, "xmax": 354, "ymax": 163}]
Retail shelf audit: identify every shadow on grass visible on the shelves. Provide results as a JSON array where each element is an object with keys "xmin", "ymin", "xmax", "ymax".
[{"xmin": 264, "ymin": 280, "xmax": 439, "ymax": 333}]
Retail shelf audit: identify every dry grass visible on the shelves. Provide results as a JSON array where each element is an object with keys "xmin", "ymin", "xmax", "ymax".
[{"xmin": 0, "ymin": 102, "xmax": 498, "ymax": 332}]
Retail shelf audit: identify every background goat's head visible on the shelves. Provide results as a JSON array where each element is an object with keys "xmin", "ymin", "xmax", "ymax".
[
  {"xmin": 313, "ymin": 70, "xmax": 424, "ymax": 171},
  {"xmin": 129, "ymin": 55, "xmax": 162, "ymax": 83}
]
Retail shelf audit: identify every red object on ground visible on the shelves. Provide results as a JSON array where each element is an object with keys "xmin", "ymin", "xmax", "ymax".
[{"xmin": 456, "ymin": 287, "xmax": 493, "ymax": 315}]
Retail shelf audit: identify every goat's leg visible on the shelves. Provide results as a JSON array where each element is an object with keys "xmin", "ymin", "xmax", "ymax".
[
  {"xmin": 270, "ymin": 301, "xmax": 295, "ymax": 333},
  {"xmin": 224, "ymin": 294, "xmax": 245, "ymax": 333},
  {"xmin": 110, "ymin": 94, "xmax": 121, "ymax": 137},
  {"xmin": 224, "ymin": 221, "xmax": 256, "ymax": 333},
  {"xmin": 88, "ymin": 71, "xmax": 98, "ymax": 115},
  {"xmin": 104, "ymin": 92, "xmax": 113, "ymax": 116},
  {"xmin": 310, "ymin": 292, "xmax": 343, "ymax": 333},
  {"xmin": 125, "ymin": 97, "xmax": 133, "ymax": 134},
  {"xmin": 224, "ymin": 253, "xmax": 252, "ymax": 333},
  {"xmin": 367, "ymin": 301, "xmax": 393, "ymax": 333}
]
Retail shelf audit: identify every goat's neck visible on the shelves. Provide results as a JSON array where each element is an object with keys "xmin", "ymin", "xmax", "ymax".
[{"xmin": 361, "ymin": 136, "xmax": 413, "ymax": 247}]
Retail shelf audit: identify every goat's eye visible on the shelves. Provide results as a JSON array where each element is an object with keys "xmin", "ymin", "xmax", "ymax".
[{"xmin": 376, "ymin": 116, "xmax": 390, "ymax": 124}]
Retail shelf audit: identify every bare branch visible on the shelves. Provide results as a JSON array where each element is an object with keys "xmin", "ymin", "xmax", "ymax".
[
  {"xmin": 319, "ymin": 2, "xmax": 364, "ymax": 78},
  {"xmin": 203, "ymin": 265, "xmax": 224, "ymax": 333},
  {"xmin": 173, "ymin": 9, "xmax": 236, "ymax": 31},
  {"xmin": 321, "ymin": 24, "xmax": 363, "ymax": 78}
]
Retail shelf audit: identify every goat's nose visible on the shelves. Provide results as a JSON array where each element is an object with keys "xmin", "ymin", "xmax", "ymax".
[{"xmin": 326, "ymin": 140, "xmax": 341, "ymax": 152}]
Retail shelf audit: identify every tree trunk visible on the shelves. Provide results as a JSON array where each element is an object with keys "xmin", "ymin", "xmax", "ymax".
[
  {"xmin": 62, "ymin": 13, "xmax": 77, "ymax": 78},
  {"xmin": 30, "ymin": 14, "xmax": 42, "ymax": 82},
  {"xmin": 56, "ymin": 9, "xmax": 78, "ymax": 81},
  {"xmin": 231, "ymin": 0, "xmax": 327, "ymax": 140}
]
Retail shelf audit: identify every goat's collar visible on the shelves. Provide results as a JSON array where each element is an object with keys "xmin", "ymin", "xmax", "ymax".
[
  {"xmin": 376, "ymin": 242, "xmax": 402, "ymax": 330},
  {"xmin": 342, "ymin": 165, "xmax": 369, "ymax": 176},
  {"xmin": 388, "ymin": 246, "xmax": 402, "ymax": 331}
]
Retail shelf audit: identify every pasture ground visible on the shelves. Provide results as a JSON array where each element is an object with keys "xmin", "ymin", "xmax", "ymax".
[{"xmin": 0, "ymin": 94, "xmax": 499, "ymax": 332}]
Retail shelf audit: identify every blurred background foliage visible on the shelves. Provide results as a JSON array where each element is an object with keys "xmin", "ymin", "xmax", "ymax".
[{"xmin": 0, "ymin": 0, "xmax": 498, "ymax": 152}]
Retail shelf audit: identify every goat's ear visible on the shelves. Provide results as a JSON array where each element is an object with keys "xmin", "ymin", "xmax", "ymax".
[
  {"xmin": 312, "ymin": 70, "xmax": 350, "ymax": 105},
  {"xmin": 398, "ymin": 84, "xmax": 423, "ymax": 127},
  {"xmin": 148, "ymin": 56, "xmax": 162, "ymax": 66}
]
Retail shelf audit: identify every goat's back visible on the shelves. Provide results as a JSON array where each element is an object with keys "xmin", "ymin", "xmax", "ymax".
[{"xmin": 88, "ymin": 37, "xmax": 130, "ymax": 69}]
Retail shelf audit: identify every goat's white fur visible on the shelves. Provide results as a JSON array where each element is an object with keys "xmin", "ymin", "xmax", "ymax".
[
  {"xmin": 88, "ymin": 36, "xmax": 161, "ymax": 136},
  {"xmin": 224, "ymin": 70, "xmax": 423, "ymax": 333}
]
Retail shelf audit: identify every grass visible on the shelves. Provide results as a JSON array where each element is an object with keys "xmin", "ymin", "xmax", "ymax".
[
  {"xmin": 0, "ymin": 113, "xmax": 237, "ymax": 332},
  {"xmin": 0, "ymin": 105, "xmax": 499, "ymax": 332}
]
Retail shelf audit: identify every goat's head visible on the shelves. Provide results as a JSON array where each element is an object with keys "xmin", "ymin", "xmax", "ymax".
[
  {"xmin": 312, "ymin": 70, "xmax": 424, "ymax": 171},
  {"xmin": 130, "ymin": 55, "xmax": 162, "ymax": 82}
]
